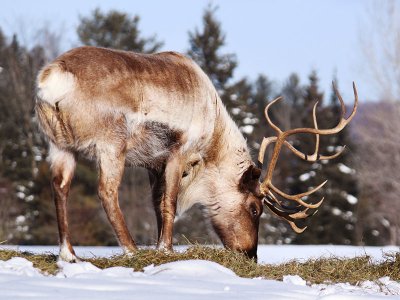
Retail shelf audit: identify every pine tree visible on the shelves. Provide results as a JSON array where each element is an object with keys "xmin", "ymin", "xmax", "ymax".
[
  {"xmin": 282, "ymin": 74, "xmax": 303, "ymax": 108},
  {"xmin": 77, "ymin": 8, "xmax": 163, "ymax": 53},
  {"xmin": 5, "ymin": 35, "xmax": 115, "ymax": 246},
  {"xmin": 0, "ymin": 35, "xmax": 72, "ymax": 245},
  {"xmin": 251, "ymin": 74, "xmax": 273, "ymax": 151},
  {"xmin": 291, "ymin": 75, "xmax": 359, "ymax": 244},
  {"xmin": 316, "ymin": 79, "xmax": 359, "ymax": 244},
  {"xmin": 226, "ymin": 78, "xmax": 256, "ymax": 140},
  {"xmin": 187, "ymin": 5, "xmax": 236, "ymax": 92},
  {"xmin": 188, "ymin": 6, "xmax": 257, "ymax": 140},
  {"xmin": 0, "ymin": 32, "xmax": 49, "ymax": 243},
  {"xmin": 284, "ymin": 71, "xmax": 324, "ymax": 244}
]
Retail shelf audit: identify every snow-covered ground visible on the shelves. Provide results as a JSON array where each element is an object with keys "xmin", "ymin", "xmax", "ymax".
[{"xmin": 1, "ymin": 245, "xmax": 399, "ymax": 299}]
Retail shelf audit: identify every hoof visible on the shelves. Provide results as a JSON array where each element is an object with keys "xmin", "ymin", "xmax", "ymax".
[
  {"xmin": 157, "ymin": 243, "xmax": 173, "ymax": 254},
  {"xmin": 122, "ymin": 246, "xmax": 137, "ymax": 258},
  {"xmin": 58, "ymin": 253, "xmax": 80, "ymax": 263},
  {"xmin": 59, "ymin": 245, "xmax": 80, "ymax": 263}
]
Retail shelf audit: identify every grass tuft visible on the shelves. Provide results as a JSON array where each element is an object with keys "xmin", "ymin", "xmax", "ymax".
[
  {"xmin": 0, "ymin": 249, "xmax": 58, "ymax": 274},
  {"xmin": 1, "ymin": 246, "xmax": 400, "ymax": 285}
]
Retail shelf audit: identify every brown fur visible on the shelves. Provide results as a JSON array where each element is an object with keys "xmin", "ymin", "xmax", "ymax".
[
  {"xmin": 39, "ymin": 47, "xmax": 201, "ymax": 109},
  {"xmin": 35, "ymin": 101, "xmax": 74, "ymax": 148}
]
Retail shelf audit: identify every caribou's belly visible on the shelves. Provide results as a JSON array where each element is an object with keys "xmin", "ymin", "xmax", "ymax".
[{"xmin": 125, "ymin": 120, "xmax": 183, "ymax": 169}]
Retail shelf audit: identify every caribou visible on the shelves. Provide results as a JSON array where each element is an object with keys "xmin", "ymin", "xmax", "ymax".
[{"xmin": 35, "ymin": 46, "xmax": 358, "ymax": 261}]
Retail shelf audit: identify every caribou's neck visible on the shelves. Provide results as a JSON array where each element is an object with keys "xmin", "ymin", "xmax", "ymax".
[
  {"xmin": 207, "ymin": 99, "xmax": 253, "ymax": 173},
  {"xmin": 176, "ymin": 97, "xmax": 253, "ymax": 214}
]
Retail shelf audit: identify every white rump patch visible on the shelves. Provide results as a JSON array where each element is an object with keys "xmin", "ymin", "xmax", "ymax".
[{"xmin": 37, "ymin": 67, "xmax": 75, "ymax": 105}]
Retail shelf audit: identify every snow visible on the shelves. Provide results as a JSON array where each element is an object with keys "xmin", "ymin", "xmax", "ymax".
[
  {"xmin": 231, "ymin": 107, "xmax": 240, "ymax": 115},
  {"xmin": 240, "ymin": 125, "xmax": 254, "ymax": 134},
  {"xmin": 338, "ymin": 163, "xmax": 355, "ymax": 174},
  {"xmin": 382, "ymin": 219, "xmax": 391, "ymax": 228},
  {"xmin": 299, "ymin": 171, "xmax": 316, "ymax": 182},
  {"xmin": 0, "ymin": 257, "xmax": 42, "ymax": 277},
  {"xmin": 1, "ymin": 245, "xmax": 400, "ymax": 299},
  {"xmin": 346, "ymin": 194, "xmax": 358, "ymax": 205},
  {"xmin": 15, "ymin": 215, "xmax": 26, "ymax": 224},
  {"xmin": 299, "ymin": 173, "xmax": 311, "ymax": 181},
  {"xmin": 16, "ymin": 192, "xmax": 25, "ymax": 199}
]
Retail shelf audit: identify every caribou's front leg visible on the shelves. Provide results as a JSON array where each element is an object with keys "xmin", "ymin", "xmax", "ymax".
[
  {"xmin": 155, "ymin": 152, "xmax": 184, "ymax": 252},
  {"xmin": 148, "ymin": 169, "xmax": 164, "ymax": 243},
  {"xmin": 97, "ymin": 147, "xmax": 137, "ymax": 255}
]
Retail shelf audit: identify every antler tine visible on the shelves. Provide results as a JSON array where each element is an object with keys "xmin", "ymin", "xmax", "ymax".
[
  {"xmin": 269, "ymin": 180, "xmax": 326, "ymax": 209},
  {"xmin": 333, "ymin": 81, "xmax": 346, "ymax": 117},
  {"xmin": 265, "ymin": 199, "xmax": 310, "ymax": 218},
  {"xmin": 299, "ymin": 100, "xmax": 322, "ymax": 162},
  {"xmin": 263, "ymin": 195, "xmax": 322, "ymax": 233},
  {"xmin": 351, "ymin": 82, "xmax": 359, "ymax": 119},
  {"xmin": 312, "ymin": 101, "xmax": 320, "ymax": 157},
  {"xmin": 281, "ymin": 82, "xmax": 358, "ymax": 137},
  {"xmin": 264, "ymin": 96, "xmax": 283, "ymax": 134},
  {"xmin": 258, "ymin": 137, "xmax": 277, "ymax": 166},
  {"xmin": 266, "ymin": 190, "xmax": 281, "ymax": 205},
  {"xmin": 296, "ymin": 101, "xmax": 345, "ymax": 161},
  {"xmin": 333, "ymin": 81, "xmax": 359, "ymax": 123},
  {"xmin": 258, "ymin": 100, "xmax": 346, "ymax": 166},
  {"xmin": 258, "ymin": 136, "xmax": 346, "ymax": 166},
  {"xmin": 263, "ymin": 199, "xmax": 309, "ymax": 233},
  {"xmin": 289, "ymin": 208, "xmax": 312, "ymax": 219},
  {"xmin": 291, "ymin": 223, "xmax": 307, "ymax": 234}
]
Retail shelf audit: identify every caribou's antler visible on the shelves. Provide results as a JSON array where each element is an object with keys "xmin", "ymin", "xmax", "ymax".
[{"xmin": 258, "ymin": 82, "xmax": 358, "ymax": 232}]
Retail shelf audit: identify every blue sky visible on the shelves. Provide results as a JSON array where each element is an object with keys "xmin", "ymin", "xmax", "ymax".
[{"xmin": 1, "ymin": 0, "xmax": 374, "ymax": 101}]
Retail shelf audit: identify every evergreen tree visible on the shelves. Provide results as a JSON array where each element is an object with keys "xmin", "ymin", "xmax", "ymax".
[
  {"xmin": 187, "ymin": 5, "xmax": 236, "ymax": 92},
  {"xmin": 77, "ymin": 8, "xmax": 163, "ymax": 53},
  {"xmin": 282, "ymin": 74, "xmax": 304, "ymax": 108},
  {"xmin": 291, "ymin": 75, "xmax": 359, "ymax": 244},
  {"xmin": 187, "ymin": 5, "xmax": 256, "ymax": 140},
  {"xmin": 284, "ymin": 71, "xmax": 324, "ymax": 244},
  {"xmin": 226, "ymin": 78, "xmax": 257, "ymax": 140},
  {"xmin": 0, "ymin": 33, "xmax": 48, "ymax": 243},
  {"xmin": 0, "ymin": 31, "xmax": 110, "ymax": 246},
  {"xmin": 251, "ymin": 74, "xmax": 273, "ymax": 151}
]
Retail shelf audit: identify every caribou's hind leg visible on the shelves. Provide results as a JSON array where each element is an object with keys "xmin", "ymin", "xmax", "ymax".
[{"xmin": 49, "ymin": 143, "xmax": 78, "ymax": 262}]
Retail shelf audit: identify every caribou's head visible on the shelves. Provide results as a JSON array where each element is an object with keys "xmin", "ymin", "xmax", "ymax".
[
  {"xmin": 209, "ymin": 82, "xmax": 358, "ymax": 260},
  {"xmin": 208, "ymin": 164, "xmax": 263, "ymax": 259}
]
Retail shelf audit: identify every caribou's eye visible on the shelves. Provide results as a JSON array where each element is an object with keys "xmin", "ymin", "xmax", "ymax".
[{"xmin": 250, "ymin": 205, "xmax": 258, "ymax": 218}]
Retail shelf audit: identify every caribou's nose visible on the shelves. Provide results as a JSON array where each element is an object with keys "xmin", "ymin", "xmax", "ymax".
[{"xmin": 243, "ymin": 248, "xmax": 258, "ymax": 262}]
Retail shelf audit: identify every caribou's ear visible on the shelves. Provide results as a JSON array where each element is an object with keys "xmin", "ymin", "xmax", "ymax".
[{"xmin": 239, "ymin": 165, "xmax": 262, "ymax": 192}]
